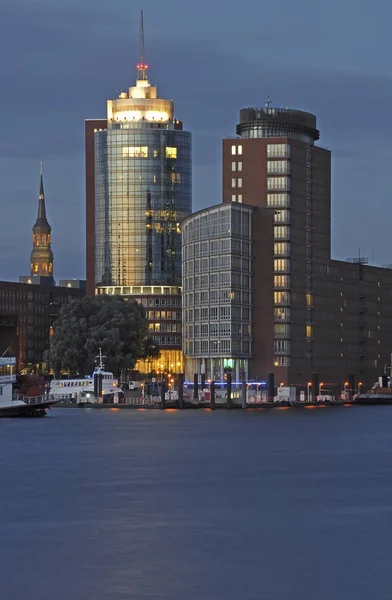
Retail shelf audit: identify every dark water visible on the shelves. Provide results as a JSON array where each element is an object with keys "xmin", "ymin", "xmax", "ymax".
[{"xmin": 1, "ymin": 406, "xmax": 392, "ymax": 599}]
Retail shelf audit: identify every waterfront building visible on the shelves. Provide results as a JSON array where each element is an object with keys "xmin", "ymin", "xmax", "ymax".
[
  {"xmin": 182, "ymin": 103, "xmax": 392, "ymax": 389},
  {"xmin": 182, "ymin": 203, "xmax": 253, "ymax": 382},
  {"xmin": 86, "ymin": 11, "xmax": 191, "ymax": 374}
]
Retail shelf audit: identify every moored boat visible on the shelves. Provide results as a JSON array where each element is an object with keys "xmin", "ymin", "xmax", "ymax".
[{"xmin": 0, "ymin": 357, "xmax": 57, "ymax": 417}]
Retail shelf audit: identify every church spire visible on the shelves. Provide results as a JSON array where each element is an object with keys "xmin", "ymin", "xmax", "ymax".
[
  {"xmin": 31, "ymin": 162, "xmax": 54, "ymax": 279},
  {"xmin": 136, "ymin": 10, "xmax": 148, "ymax": 81},
  {"xmin": 36, "ymin": 161, "xmax": 47, "ymax": 223}
]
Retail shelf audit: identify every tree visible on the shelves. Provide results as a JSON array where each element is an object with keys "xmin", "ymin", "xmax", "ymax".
[
  {"xmin": 48, "ymin": 295, "xmax": 147, "ymax": 376},
  {"xmin": 142, "ymin": 336, "xmax": 160, "ymax": 361}
]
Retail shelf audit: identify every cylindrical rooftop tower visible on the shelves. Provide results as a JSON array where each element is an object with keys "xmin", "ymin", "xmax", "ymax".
[{"xmin": 236, "ymin": 107, "xmax": 320, "ymax": 144}]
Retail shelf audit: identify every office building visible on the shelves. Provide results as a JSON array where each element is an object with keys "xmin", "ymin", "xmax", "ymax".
[
  {"xmin": 182, "ymin": 203, "xmax": 253, "ymax": 382},
  {"xmin": 85, "ymin": 12, "xmax": 191, "ymax": 373},
  {"xmin": 182, "ymin": 104, "xmax": 392, "ymax": 389}
]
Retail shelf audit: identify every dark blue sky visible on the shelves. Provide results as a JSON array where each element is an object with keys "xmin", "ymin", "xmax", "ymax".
[{"xmin": 2, "ymin": 0, "xmax": 392, "ymax": 281}]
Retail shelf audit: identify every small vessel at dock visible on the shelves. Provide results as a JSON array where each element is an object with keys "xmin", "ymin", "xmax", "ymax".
[
  {"xmin": 0, "ymin": 357, "xmax": 57, "ymax": 417},
  {"xmin": 355, "ymin": 375, "xmax": 392, "ymax": 405},
  {"xmin": 50, "ymin": 349, "xmax": 118, "ymax": 403}
]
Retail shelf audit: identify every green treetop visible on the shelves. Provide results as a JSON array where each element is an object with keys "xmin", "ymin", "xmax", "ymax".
[{"xmin": 48, "ymin": 295, "xmax": 148, "ymax": 376}]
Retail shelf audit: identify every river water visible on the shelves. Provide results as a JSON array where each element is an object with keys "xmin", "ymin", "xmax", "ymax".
[{"xmin": 1, "ymin": 406, "xmax": 392, "ymax": 599}]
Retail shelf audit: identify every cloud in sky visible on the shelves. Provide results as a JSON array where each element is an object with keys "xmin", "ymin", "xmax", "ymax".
[{"xmin": 1, "ymin": 0, "xmax": 392, "ymax": 281}]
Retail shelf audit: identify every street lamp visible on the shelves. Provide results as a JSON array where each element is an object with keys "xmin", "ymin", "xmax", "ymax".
[
  {"xmin": 358, "ymin": 381, "xmax": 363, "ymax": 394},
  {"xmin": 307, "ymin": 381, "xmax": 312, "ymax": 402},
  {"xmin": 319, "ymin": 382, "xmax": 324, "ymax": 398}
]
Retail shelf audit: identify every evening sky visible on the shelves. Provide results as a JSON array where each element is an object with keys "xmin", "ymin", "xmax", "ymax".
[{"xmin": 1, "ymin": 0, "xmax": 392, "ymax": 280}]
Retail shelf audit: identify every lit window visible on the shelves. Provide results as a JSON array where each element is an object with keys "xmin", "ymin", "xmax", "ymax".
[
  {"xmin": 231, "ymin": 178, "xmax": 236, "ymax": 188},
  {"xmin": 267, "ymin": 160, "xmax": 290, "ymax": 175},
  {"xmin": 237, "ymin": 194, "xmax": 243, "ymax": 203},
  {"xmin": 274, "ymin": 210, "xmax": 290, "ymax": 224},
  {"xmin": 274, "ymin": 242, "xmax": 290, "ymax": 256},
  {"xmin": 123, "ymin": 146, "xmax": 148, "ymax": 158},
  {"xmin": 237, "ymin": 178, "xmax": 243, "ymax": 188},
  {"xmin": 274, "ymin": 356, "xmax": 291, "ymax": 366},
  {"xmin": 274, "ymin": 291, "xmax": 291, "ymax": 305},
  {"xmin": 153, "ymin": 150, "xmax": 159, "ymax": 157},
  {"xmin": 166, "ymin": 147, "xmax": 177, "ymax": 159},
  {"xmin": 267, "ymin": 144, "xmax": 291, "ymax": 158},
  {"xmin": 237, "ymin": 162, "xmax": 243, "ymax": 172},
  {"xmin": 267, "ymin": 193, "xmax": 290, "ymax": 208},
  {"xmin": 231, "ymin": 194, "xmax": 237, "ymax": 202},
  {"xmin": 274, "ymin": 275, "xmax": 290, "ymax": 288},
  {"xmin": 306, "ymin": 325, "xmax": 313, "ymax": 338},
  {"xmin": 274, "ymin": 226, "xmax": 290, "ymax": 240},
  {"xmin": 306, "ymin": 294, "xmax": 313, "ymax": 307},
  {"xmin": 267, "ymin": 177, "xmax": 290, "ymax": 191},
  {"xmin": 238, "ymin": 145, "xmax": 243, "ymax": 155},
  {"xmin": 274, "ymin": 259, "xmax": 290, "ymax": 272},
  {"xmin": 274, "ymin": 307, "xmax": 291, "ymax": 321},
  {"xmin": 231, "ymin": 145, "xmax": 236, "ymax": 155},
  {"xmin": 231, "ymin": 162, "xmax": 236, "ymax": 171}
]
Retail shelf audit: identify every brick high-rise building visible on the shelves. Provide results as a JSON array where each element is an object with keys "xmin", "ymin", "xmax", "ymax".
[{"xmin": 182, "ymin": 104, "xmax": 392, "ymax": 390}]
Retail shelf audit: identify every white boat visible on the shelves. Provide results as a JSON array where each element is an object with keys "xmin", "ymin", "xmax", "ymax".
[
  {"xmin": 49, "ymin": 351, "xmax": 119, "ymax": 403},
  {"xmin": 0, "ymin": 357, "xmax": 56, "ymax": 417}
]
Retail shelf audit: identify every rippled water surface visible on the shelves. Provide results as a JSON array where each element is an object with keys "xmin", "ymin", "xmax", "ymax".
[{"xmin": 1, "ymin": 406, "xmax": 392, "ymax": 599}]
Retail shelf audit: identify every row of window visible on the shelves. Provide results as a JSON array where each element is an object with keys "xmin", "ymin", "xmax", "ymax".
[
  {"xmin": 274, "ymin": 276, "xmax": 291, "ymax": 289},
  {"xmin": 274, "ymin": 210, "xmax": 290, "ymax": 224},
  {"xmin": 274, "ymin": 356, "xmax": 291, "ymax": 367},
  {"xmin": 274, "ymin": 259, "xmax": 290, "ymax": 273},
  {"xmin": 274, "ymin": 242, "xmax": 291, "ymax": 256},
  {"xmin": 231, "ymin": 145, "xmax": 243, "ymax": 155},
  {"xmin": 232, "ymin": 194, "xmax": 243, "ymax": 203},
  {"xmin": 267, "ymin": 177, "xmax": 290, "ymax": 191},
  {"xmin": 267, "ymin": 160, "xmax": 290, "ymax": 175},
  {"xmin": 183, "ymin": 289, "xmax": 251, "ymax": 305},
  {"xmin": 231, "ymin": 178, "xmax": 243, "ymax": 188},
  {"xmin": 183, "ymin": 256, "xmax": 250, "ymax": 274},
  {"xmin": 183, "ymin": 273, "xmax": 250, "ymax": 290},
  {"xmin": 274, "ymin": 226, "xmax": 290, "ymax": 240},
  {"xmin": 184, "ymin": 306, "xmax": 250, "ymax": 321},
  {"xmin": 185, "ymin": 339, "xmax": 251, "ymax": 355},
  {"xmin": 267, "ymin": 193, "xmax": 290, "ymax": 208},
  {"xmin": 274, "ymin": 324, "xmax": 291, "ymax": 338},
  {"xmin": 122, "ymin": 146, "xmax": 178, "ymax": 159},
  {"xmin": 183, "ymin": 240, "xmax": 251, "ymax": 259},
  {"xmin": 274, "ymin": 340, "xmax": 290, "ymax": 354},
  {"xmin": 231, "ymin": 162, "xmax": 243, "ymax": 172},
  {"xmin": 185, "ymin": 323, "xmax": 251, "ymax": 337},
  {"xmin": 148, "ymin": 323, "xmax": 181, "ymax": 332},
  {"xmin": 151, "ymin": 336, "xmax": 182, "ymax": 346},
  {"xmin": 146, "ymin": 310, "xmax": 181, "ymax": 320},
  {"xmin": 267, "ymin": 144, "xmax": 291, "ymax": 158}
]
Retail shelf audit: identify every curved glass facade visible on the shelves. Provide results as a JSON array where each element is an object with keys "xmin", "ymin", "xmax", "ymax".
[
  {"xmin": 182, "ymin": 203, "xmax": 253, "ymax": 382},
  {"xmin": 95, "ymin": 125, "xmax": 191, "ymax": 287}
]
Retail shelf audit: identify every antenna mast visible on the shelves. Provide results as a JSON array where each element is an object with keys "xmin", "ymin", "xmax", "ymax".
[{"xmin": 136, "ymin": 10, "xmax": 148, "ymax": 80}]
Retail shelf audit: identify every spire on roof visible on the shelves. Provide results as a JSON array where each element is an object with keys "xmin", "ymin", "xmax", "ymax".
[
  {"xmin": 34, "ymin": 162, "xmax": 49, "ymax": 229},
  {"xmin": 136, "ymin": 10, "xmax": 148, "ymax": 81},
  {"xmin": 39, "ymin": 161, "xmax": 44, "ymax": 199}
]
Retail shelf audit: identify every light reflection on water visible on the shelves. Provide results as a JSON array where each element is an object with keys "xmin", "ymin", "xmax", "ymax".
[{"xmin": 1, "ymin": 407, "xmax": 392, "ymax": 600}]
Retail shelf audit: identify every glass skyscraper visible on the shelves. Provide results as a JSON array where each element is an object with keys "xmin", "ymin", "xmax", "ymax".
[{"xmin": 89, "ymin": 12, "xmax": 192, "ymax": 374}]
